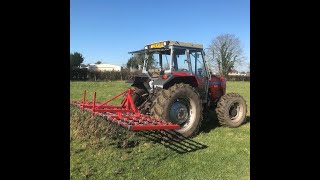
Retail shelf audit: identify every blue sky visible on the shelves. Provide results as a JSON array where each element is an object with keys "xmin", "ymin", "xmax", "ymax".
[{"xmin": 71, "ymin": 0, "xmax": 250, "ymax": 71}]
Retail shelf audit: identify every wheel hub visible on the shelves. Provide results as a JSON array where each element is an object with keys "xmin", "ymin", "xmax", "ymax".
[
  {"xmin": 229, "ymin": 102, "xmax": 240, "ymax": 120},
  {"xmin": 230, "ymin": 107, "xmax": 237, "ymax": 117},
  {"xmin": 170, "ymin": 100, "xmax": 189, "ymax": 124}
]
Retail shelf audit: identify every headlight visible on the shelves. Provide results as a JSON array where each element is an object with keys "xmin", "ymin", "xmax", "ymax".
[{"xmin": 145, "ymin": 46, "xmax": 148, "ymax": 49}]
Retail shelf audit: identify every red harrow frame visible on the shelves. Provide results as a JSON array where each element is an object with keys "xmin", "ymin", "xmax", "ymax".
[{"xmin": 70, "ymin": 88, "xmax": 181, "ymax": 131}]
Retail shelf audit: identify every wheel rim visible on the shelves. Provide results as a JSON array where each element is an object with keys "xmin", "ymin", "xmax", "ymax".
[
  {"xmin": 169, "ymin": 99, "xmax": 189, "ymax": 124},
  {"xmin": 169, "ymin": 97, "xmax": 197, "ymax": 132},
  {"xmin": 228, "ymin": 101, "xmax": 244, "ymax": 123}
]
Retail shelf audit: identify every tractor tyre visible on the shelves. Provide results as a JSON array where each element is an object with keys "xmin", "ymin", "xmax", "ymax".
[
  {"xmin": 150, "ymin": 83, "xmax": 203, "ymax": 138},
  {"xmin": 132, "ymin": 87, "xmax": 148, "ymax": 108},
  {"xmin": 215, "ymin": 93, "xmax": 247, "ymax": 127}
]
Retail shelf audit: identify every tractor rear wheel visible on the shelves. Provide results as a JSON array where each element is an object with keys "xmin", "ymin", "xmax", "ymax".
[
  {"xmin": 150, "ymin": 83, "xmax": 202, "ymax": 138},
  {"xmin": 215, "ymin": 93, "xmax": 247, "ymax": 127},
  {"xmin": 132, "ymin": 87, "xmax": 148, "ymax": 108}
]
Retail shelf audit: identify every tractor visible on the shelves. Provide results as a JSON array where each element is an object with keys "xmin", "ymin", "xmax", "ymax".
[
  {"xmin": 128, "ymin": 40, "xmax": 247, "ymax": 137},
  {"xmin": 71, "ymin": 40, "xmax": 247, "ymax": 138}
]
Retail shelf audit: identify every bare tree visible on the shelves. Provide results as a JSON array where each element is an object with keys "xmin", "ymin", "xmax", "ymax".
[{"xmin": 207, "ymin": 34, "xmax": 245, "ymax": 78}]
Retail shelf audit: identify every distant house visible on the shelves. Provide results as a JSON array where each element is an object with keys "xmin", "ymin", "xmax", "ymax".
[
  {"xmin": 88, "ymin": 64, "xmax": 121, "ymax": 72},
  {"xmin": 79, "ymin": 64, "xmax": 89, "ymax": 69},
  {"xmin": 228, "ymin": 69, "xmax": 247, "ymax": 76},
  {"xmin": 228, "ymin": 69, "xmax": 239, "ymax": 76}
]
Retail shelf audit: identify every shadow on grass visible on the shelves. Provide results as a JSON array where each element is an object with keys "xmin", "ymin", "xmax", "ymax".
[
  {"xmin": 246, "ymin": 116, "xmax": 250, "ymax": 123},
  {"xmin": 200, "ymin": 110, "xmax": 220, "ymax": 133},
  {"xmin": 138, "ymin": 130, "xmax": 208, "ymax": 154},
  {"xmin": 115, "ymin": 112, "xmax": 250, "ymax": 153}
]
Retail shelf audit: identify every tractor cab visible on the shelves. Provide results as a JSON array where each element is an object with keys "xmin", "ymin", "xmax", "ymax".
[
  {"xmin": 129, "ymin": 40, "xmax": 211, "ymax": 101},
  {"xmin": 129, "ymin": 40, "xmax": 209, "ymax": 77}
]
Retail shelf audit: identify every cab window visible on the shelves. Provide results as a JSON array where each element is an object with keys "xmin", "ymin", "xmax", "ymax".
[{"xmin": 190, "ymin": 50, "xmax": 207, "ymax": 77}]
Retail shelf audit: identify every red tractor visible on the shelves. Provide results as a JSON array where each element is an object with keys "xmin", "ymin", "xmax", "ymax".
[
  {"xmin": 128, "ymin": 40, "xmax": 247, "ymax": 137},
  {"xmin": 71, "ymin": 40, "xmax": 247, "ymax": 138}
]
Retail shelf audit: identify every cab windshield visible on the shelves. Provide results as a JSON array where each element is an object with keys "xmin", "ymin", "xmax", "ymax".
[
  {"xmin": 129, "ymin": 48, "xmax": 171, "ymax": 77},
  {"xmin": 148, "ymin": 49, "xmax": 171, "ymax": 75},
  {"xmin": 129, "ymin": 47, "xmax": 205, "ymax": 77}
]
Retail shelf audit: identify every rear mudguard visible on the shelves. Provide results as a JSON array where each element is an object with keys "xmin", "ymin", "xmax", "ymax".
[{"xmin": 152, "ymin": 75, "xmax": 198, "ymax": 89}]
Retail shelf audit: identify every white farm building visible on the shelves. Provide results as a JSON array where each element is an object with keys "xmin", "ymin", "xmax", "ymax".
[{"xmin": 88, "ymin": 64, "xmax": 121, "ymax": 72}]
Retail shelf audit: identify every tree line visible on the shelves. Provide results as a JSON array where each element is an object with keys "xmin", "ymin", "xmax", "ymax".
[
  {"xmin": 70, "ymin": 68, "xmax": 142, "ymax": 81},
  {"xmin": 70, "ymin": 33, "xmax": 249, "ymax": 81}
]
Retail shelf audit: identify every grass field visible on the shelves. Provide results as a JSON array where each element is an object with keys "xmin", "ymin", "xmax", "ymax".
[{"xmin": 70, "ymin": 81, "xmax": 250, "ymax": 180}]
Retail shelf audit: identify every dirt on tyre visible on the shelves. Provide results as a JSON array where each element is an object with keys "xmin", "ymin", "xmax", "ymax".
[
  {"xmin": 216, "ymin": 93, "xmax": 247, "ymax": 127},
  {"xmin": 150, "ymin": 83, "xmax": 202, "ymax": 138}
]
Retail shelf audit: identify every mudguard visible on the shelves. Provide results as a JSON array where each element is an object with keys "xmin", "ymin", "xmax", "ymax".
[{"xmin": 153, "ymin": 74, "xmax": 198, "ymax": 89}]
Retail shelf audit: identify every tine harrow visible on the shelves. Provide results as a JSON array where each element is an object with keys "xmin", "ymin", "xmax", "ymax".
[{"xmin": 70, "ymin": 88, "xmax": 180, "ymax": 131}]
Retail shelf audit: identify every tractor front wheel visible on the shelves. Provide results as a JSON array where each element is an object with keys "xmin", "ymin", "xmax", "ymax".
[{"xmin": 215, "ymin": 93, "xmax": 247, "ymax": 127}]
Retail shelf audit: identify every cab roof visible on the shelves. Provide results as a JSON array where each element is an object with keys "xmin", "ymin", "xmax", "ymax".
[{"xmin": 128, "ymin": 40, "xmax": 203, "ymax": 54}]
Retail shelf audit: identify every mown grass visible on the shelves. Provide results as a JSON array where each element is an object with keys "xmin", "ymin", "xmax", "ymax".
[{"xmin": 70, "ymin": 80, "xmax": 250, "ymax": 180}]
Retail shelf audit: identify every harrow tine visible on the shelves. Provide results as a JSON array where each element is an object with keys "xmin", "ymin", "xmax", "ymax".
[
  {"xmin": 82, "ymin": 90, "xmax": 86, "ymax": 113},
  {"xmin": 92, "ymin": 91, "xmax": 96, "ymax": 118}
]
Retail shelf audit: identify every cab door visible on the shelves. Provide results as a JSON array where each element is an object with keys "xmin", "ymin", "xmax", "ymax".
[{"xmin": 188, "ymin": 50, "xmax": 208, "ymax": 100}]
